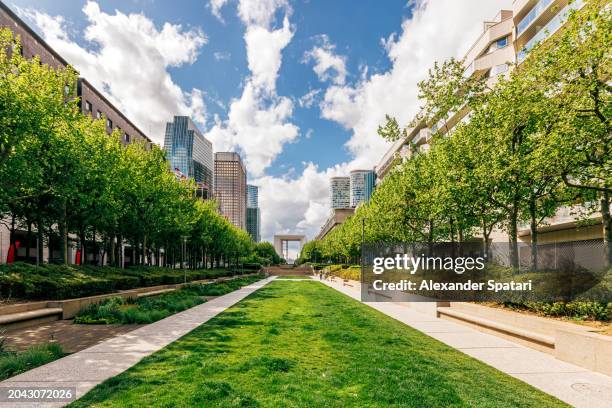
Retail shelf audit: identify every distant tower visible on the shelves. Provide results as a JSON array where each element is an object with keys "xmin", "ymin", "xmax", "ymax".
[
  {"xmin": 246, "ymin": 185, "xmax": 261, "ymax": 242},
  {"xmin": 330, "ymin": 177, "xmax": 350, "ymax": 209},
  {"xmin": 350, "ymin": 170, "xmax": 376, "ymax": 207},
  {"xmin": 214, "ymin": 152, "xmax": 247, "ymax": 230},
  {"xmin": 163, "ymin": 116, "xmax": 213, "ymax": 198}
]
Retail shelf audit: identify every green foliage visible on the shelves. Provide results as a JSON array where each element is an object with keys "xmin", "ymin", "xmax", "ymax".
[
  {"xmin": 253, "ymin": 242, "xmax": 282, "ymax": 265},
  {"xmin": 0, "ymin": 26, "xmax": 257, "ymax": 268},
  {"xmin": 504, "ymin": 301, "xmax": 610, "ymax": 322},
  {"xmin": 74, "ymin": 275, "xmax": 264, "ymax": 325},
  {"xmin": 0, "ymin": 343, "xmax": 65, "ymax": 381},
  {"xmin": 310, "ymin": 0, "xmax": 611, "ymax": 270},
  {"xmin": 0, "ymin": 262, "xmax": 242, "ymax": 300}
]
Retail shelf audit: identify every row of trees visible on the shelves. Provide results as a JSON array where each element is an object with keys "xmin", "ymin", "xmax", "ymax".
[
  {"xmin": 300, "ymin": 0, "xmax": 610, "ymax": 269},
  {"xmin": 0, "ymin": 28, "xmax": 274, "ymax": 269}
]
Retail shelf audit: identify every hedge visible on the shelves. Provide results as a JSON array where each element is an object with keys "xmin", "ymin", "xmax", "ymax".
[{"xmin": 0, "ymin": 263, "xmax": 252, "ymax": 300}]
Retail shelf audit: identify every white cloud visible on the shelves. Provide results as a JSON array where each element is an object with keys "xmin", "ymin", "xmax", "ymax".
[
  {"xmin": 209, "ymin": 0, "xmax": 230, "ymax": 22},
  {"xmin": 298, "ymin": 88, "xmax": 321, "ymax": 108},
  {"xmin": 303, "ymin": 34, "xmax": 347, "ymax": 85},
  {"xmin": 244, "ymin": 16, "xmax": 293, "ymax": 93},
  {"xmin": 320, "ymin": 0, "xmax": 513, "ymax": 170},
  {"xmin": 204, "ymin": 0, "xmax": 297, "ymax": 177},
  {"xmin": 213, "ymin": 51, "xmax": 231, "ymax": 60},
  {"xmin": 237, "ymin": 0, "xmax": 290, "ymax": 28},
  {"xmin": 18, "ymin": 1, "xmax": 207, "ymax": 144},
  {"xmin": 204, "ymin": 82, "xmax": 298, "ymax": 177},
  {"xmin": 305, "ymin": 128, "xmax": 314, "ymax": 139},
  {"xmin": 254, "ymin": 162, "xmax": 349, "ymax": 242}
]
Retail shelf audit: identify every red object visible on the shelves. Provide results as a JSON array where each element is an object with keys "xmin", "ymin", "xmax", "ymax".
[
  {"xmin": 75, "ymin": 249, "xmax": 82, "ymax": 265},
  {"xmin": 6, "ymin": 240, "xmax": 20, "ymax": 264}
]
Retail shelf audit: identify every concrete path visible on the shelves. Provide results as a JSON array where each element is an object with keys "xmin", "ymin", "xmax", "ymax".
[
  {"xmin": 0, "ymin": 276, "xmax": 276, "ymax": 408},
  {"xmin": 318, "ymin": 277, "xmax": 612, "ymax": 408}
]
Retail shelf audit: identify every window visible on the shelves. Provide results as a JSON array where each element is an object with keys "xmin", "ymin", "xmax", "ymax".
[
  {"xmin": 85, "ymin": 101, "xmax": 92, "ymax": 112},
  {"xmin": 96, "ymin": 110, "xmax": 102, "ymax": 119},
  {"xmin": 493, "ymin": 63, "xmax": 509, "ymax": 76},
  {"xmin": 124, "ymin": 133, "xmax": 131, "ymax": 143},
  {"xmin": 487, "ymin": 36, "xmax": 509, "ymax": 54},
  {"xmin": 496, "ymin": 36, "xmax": 508, "ymax": 49},
  {"xmin": 106, "ymin": 118, "xmax": 113, "ymax": 129}
]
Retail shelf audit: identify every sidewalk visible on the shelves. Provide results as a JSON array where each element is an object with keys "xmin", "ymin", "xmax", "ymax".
[
  {"xmin": 319, "ymin": 277, "xmax": 612, "ymax": 408},
  {"xmin": 0, "ymin": 276, "xmax": 276, "ymax": 408}
]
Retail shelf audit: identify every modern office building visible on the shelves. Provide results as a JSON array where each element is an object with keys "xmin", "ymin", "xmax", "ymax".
[
  {"xmin": 0, "ymin": 1, "xmax": 153, "ymax": 147},
  {"xmin": 214, "ymin": 152, "xmax": 247, "ymax": 230},
  {"xmin": 350, "ymin": 170, "xmax": 376, "ymax": 208},
  {"xmin": 247, "ymin": 185, "xmax": 259, "ymax": 209},
  {"xmin": 246, "ymin": 185, "xmax": 260, "ymax": 242},
  {"xmin": 164, "ymin": 116, "xmax": 214, "ymax": 198},
  {"xmin": 330, "ymin": 177, "xmax": 350, "ymax": 209}
]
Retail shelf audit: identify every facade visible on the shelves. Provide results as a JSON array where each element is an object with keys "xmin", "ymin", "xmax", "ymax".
[
  {"xmin": 316, "ymin": 208, "xmax": 355, "ymax": 241},
  {"xmin": 247, "ymin": 185, "xmax": 259, "ymax": 209},
  {"xmin": 330, "ymin": 177, "xmax": 350, "ymax": 209},
  {"xmin": 246, "ymin": 208, "xmax": 261, "ymax": 243},
  {"xmin": 164, "ymin": 116, "xmax": 214, "ymax": 198},
  {"xmin": 0, "ymin": 1, "xmax": 152, "ymax": 147},
  {"xmin": 246, "ymin": 185, "xmax": 260, "ymax": 242},
  {"xmin": 350, "ymin": 170, "xmax": 376, "ymax": 207},
  {"xmin": 214, "ymin": 152, "xmax": 247, "ymax": 230}
]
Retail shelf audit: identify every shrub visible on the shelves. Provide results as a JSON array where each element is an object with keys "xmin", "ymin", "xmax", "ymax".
[
  {"xmin": 0, "ymin": 263, "xmax": 242, "ymax": 300},
  {"xmin": 74, "ymin": 274, "xmax": 265, "ymax": 325},
  {"xmin": 0, "ymin": 343, "xmax": 65, "ymax": 381}
]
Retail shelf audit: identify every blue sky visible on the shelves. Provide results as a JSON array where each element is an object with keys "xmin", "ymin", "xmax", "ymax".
[
  {"xmin": 9, "ymin": 0, "xmax": 408, "ymax": 175},
  {"xmin": 6, "ymin": 0, "xmax": 511, "ymax": 243}
]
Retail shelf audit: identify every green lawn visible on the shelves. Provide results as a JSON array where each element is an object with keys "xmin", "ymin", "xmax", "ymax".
[
  {"xmin": 69, "ymin": 281, "xmax": 566, "ymax": 407},
  {"xmin": 275, "ymin": 275, "xmax": 313, "ymax": 279}
]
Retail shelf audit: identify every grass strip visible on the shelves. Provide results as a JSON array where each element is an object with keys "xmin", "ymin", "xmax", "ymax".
[{"xmin": 69, "ymin": 280, "xmax": 567, "ymax": 407}]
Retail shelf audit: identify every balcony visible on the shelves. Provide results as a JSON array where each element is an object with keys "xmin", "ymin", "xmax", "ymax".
[
  {"xmin": 517, "ymin": 0, "xmax": 584, "ymax": 63},
  {"xmin": 413, "ymin": 128, "xmax": 431, "ymax": 145},
  {"xmin": 516, "ymin": 0, "xmax": 554, "ymax": 38}
]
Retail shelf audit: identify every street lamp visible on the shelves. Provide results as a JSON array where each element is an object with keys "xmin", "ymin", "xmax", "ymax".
[
  {"xmin": 361, "ymin": 217, "xmax": 366, "ymax": 286},
  {"xmin": 181, "ymin": 235, "xmax": 189, "ymax": 283}
]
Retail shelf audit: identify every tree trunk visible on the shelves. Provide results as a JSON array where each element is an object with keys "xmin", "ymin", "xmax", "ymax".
[
  {"xmin": 59, "ymin": 201, "xmax": 68, "ymax": 264},
  {"xmin": 509, "ymin": 205, "xmax": 519, "ymax": 272},
  {"xmin": 36, "ymin": 219, "xmax": 44, "ymax": 265},
  {"xmin": 602, "ymin": 191, "xmax": 612, "ymax": 269},
  {"xmin": 529, "ymin": 196, "xmax": 538, "ymax": 271}
]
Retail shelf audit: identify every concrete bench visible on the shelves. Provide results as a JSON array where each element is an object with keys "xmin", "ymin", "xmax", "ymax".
[
  {"xmin": 136, "ymin": 288, "xmax": 176, "ymax": 298},
  {"xmin": 437, "ymin": 307, "xmax": 555, "ymax": 348},
  {"xmin": 0, "ymin": 307, "xmax": 63, "ymax": 331}
]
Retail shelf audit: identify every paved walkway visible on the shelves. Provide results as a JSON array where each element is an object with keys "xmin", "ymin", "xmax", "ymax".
[
  {"xmin": 319, "ymin": 277, "xmax": 612, "ymax": 408},
  {"xmin": 5, "ymin": 321, "xmax": 144, "ymax": 353},
  {"xmin": 0, "ymin": 276, "xmax": 275, "ymax": 407}
]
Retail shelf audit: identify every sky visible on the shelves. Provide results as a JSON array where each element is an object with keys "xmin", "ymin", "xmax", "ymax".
[{"xmin": 7, "ymin": 0, "xmax": 512, "ymax": 245}]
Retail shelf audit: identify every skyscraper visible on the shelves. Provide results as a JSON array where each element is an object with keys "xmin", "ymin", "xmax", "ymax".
[
  {"xmin": 246, "ymin": 185, "xmax": 260, "ymax": 243},
  {"xmin": 330, "ymin": 177, "xmax": 350, "ymax": 209},
  {"xmin": 350, "ymin": 170, "xmax": 376, "ymax": 207},
  {"xmin": 163, "ymin": 116, "xmax": 213, "ymax": 198},
  {"xmin": 214, "ymin": 152, "xmax": 247, "ymax": 230}
]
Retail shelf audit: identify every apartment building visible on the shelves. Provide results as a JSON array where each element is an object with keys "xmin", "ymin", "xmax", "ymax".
[
  {"xmin": 0, "ymin": 1, "xmax": 152, "ymax": 147},
  {"xmin": 374, "ymin": 0, "xmax": 597, "ymax": 245},
  {"xmin": 0, "ymin": 0, "xmax": 153, "ymax": 265},
  {"xmin": 214, "ymin": 152, "xmax": 247, "ymax": 230}
]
